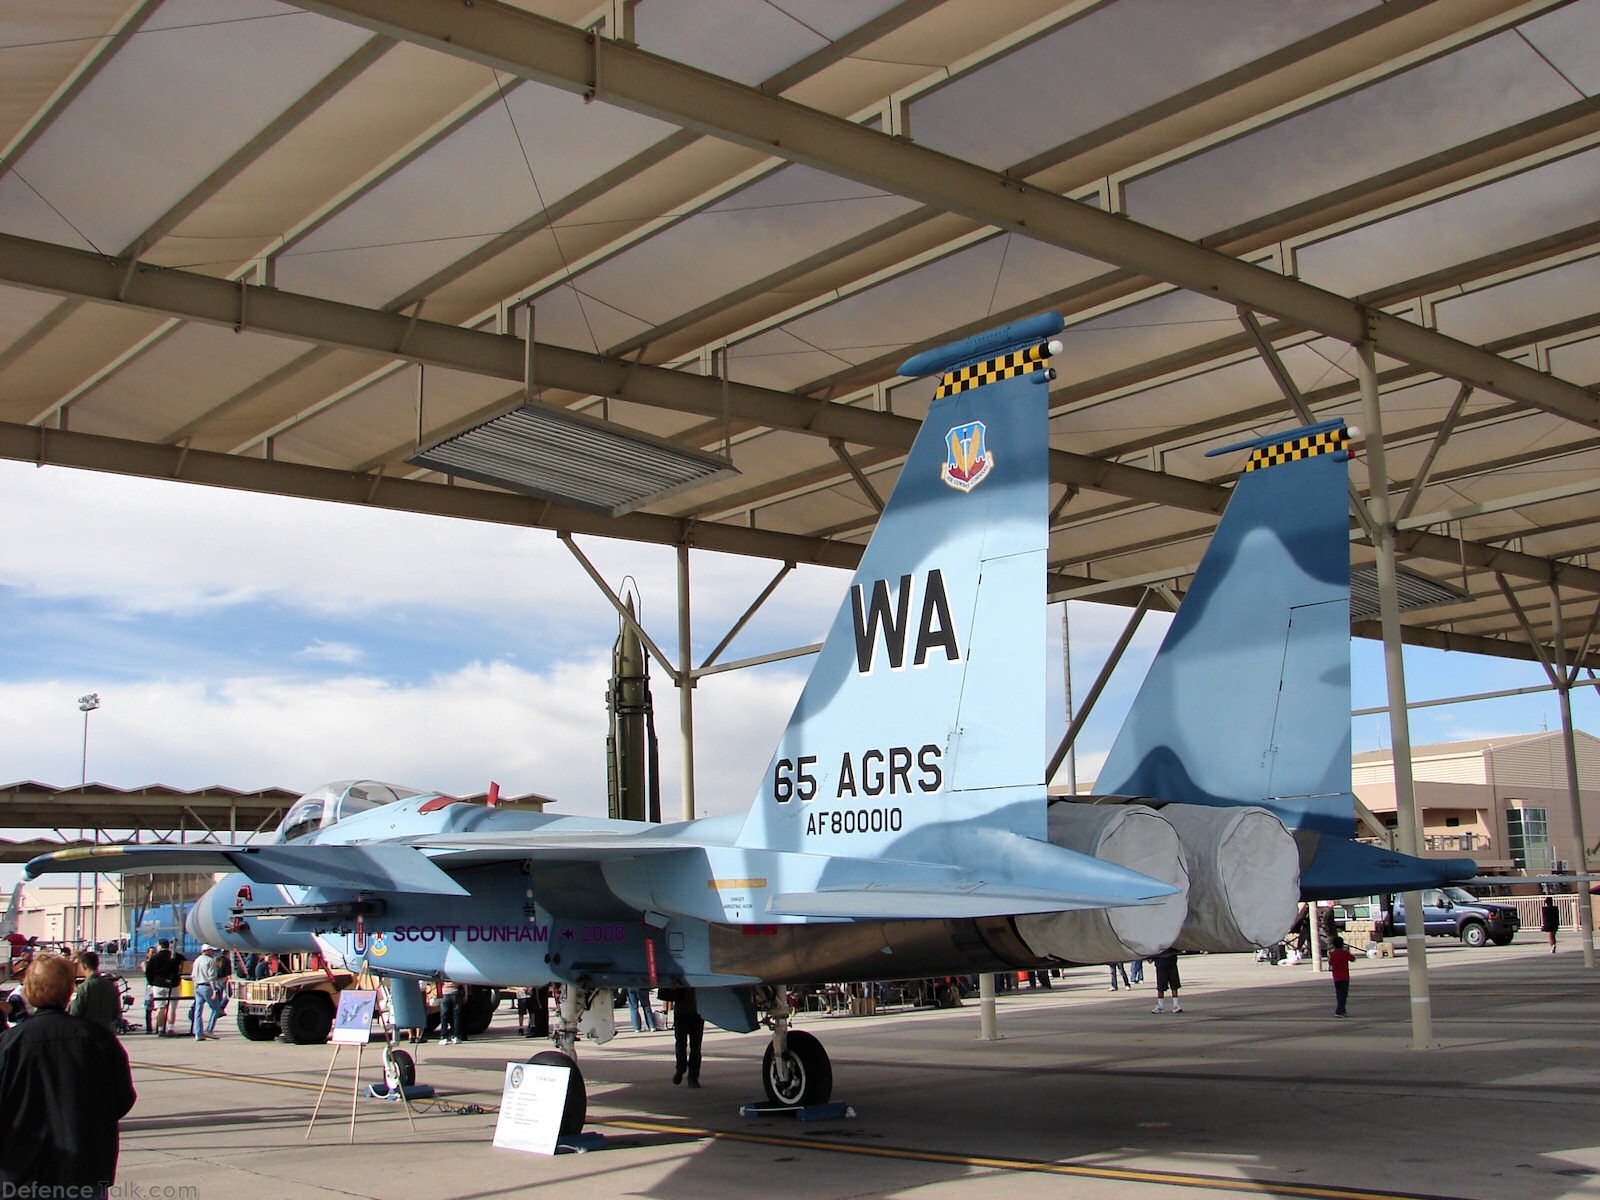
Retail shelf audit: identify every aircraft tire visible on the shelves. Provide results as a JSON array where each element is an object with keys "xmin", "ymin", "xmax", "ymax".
[
  {"xmin": 235, "ymin": 1008, "xmax": 276, "ymax": 1041},
  {"xmin": 528, "ymin": 1050, "xmax": 587, "ymax": 1135},
  {"xmin": 384, "ymin": 1048, "xmax": 416, "ymax": 1091},
  {"xmin": 462, "ymin": 985, "xmax": 498, "ymax": 1036},
  {"xmin": 282, "ymin": 991, "xmax": 335, "ymax": 1044},
  {"xmin": 762, "ymin": 1029, "xmax": 832, "ymax": 1107}
]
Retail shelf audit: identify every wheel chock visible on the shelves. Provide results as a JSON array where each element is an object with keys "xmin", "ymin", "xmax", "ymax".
[
  {"xmin": 739, "ymin": 1100, "xmax": 854, "ymax": 1121},
  {"xmin": 364, "ymin": 1083, "xmax": 436, "ymax": 1100}
]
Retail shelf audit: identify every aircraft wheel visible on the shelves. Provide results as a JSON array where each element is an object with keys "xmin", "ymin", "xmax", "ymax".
[
  {"xmin": 1460, "ymin": 921, "xmax": 1488, "ymax": 948},
  {"xmin": 528, "ymin": 1050, "xmax": 587, "ymax": 1135},
  {"xmin": 462, "ymin": 985, "xmax": 497, "ymax": 1036},
  {"xmin": 282, "ymin": 991, "xmax": 335, "ymax": 1044},
  {"xmin": 762, "ymin": 1029, "xmax": 832, "ymax": 1106},
  {"xmin": 384, "ymin": 1048, "xmax": 416, "ymax": 1091},
  {"xmin": 235, "ymin": 1009, "xmax": 276, "ymax": 1041}
]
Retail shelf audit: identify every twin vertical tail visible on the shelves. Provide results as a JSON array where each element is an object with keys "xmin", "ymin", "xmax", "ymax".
[
  {"xmin": 1092, "ymin": 421, "xmax": 1477, "ymax": 898},
  {"xmin": 737, "ymin": 314, "xmax": 1065, "ymax": 856},
  {"xmin": 1094, "ymin": 420, "xmax": 1356, "ymax": 834}
]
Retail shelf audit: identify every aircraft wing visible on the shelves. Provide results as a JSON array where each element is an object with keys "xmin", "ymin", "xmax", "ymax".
[
  {"xmin": 27, "ymin": 824, "xmax": 1174, "ymax": 921},
  {"xmin": 402, "ymin": 830, "xmax": 711, "ymax": 866},
  {"xmin": 24, "ymin": 842, "xmax": 469, "ymax": 896}
]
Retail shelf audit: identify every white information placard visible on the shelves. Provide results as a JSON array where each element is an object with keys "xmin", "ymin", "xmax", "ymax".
[
  {"xmin": 492, "ymin": 1062, "xmax": 570, "ymax": 1156},
  {"xmin": 328, "ymin": 989, "xmax": 376, "ymax": 1045}
]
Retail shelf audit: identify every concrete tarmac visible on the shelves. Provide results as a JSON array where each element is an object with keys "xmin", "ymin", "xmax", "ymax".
[{"xmin": 105, "ymin": 939, "xmax": 1599, "ymax": 1200}]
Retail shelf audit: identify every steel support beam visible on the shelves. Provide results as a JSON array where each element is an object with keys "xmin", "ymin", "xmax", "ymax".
[
  {"xmin": 299, "ymin": 0, "xmax": 1600, "ymax": 430},
  {"xmin": 1046, "ymin": 591, "xmax": 1154, "ymax": 784},
  {"xmin": 1396, "ymin": 384, "xmax": 1472, "ymax": 523},
  {"xmin": 1353, "ymin": 676, "xmax": 1600, "ymax": 716},
  {"xmin": 1550, "ymin": 581, "xmax": 1598, "ymax": 968},
  {"xmin": 13, "ymin": 233, "xmax": 1599, "ymax": 601},
  {"xmin": 1358, "ymin": 340, "xmax": 1435, "ymax": 1051},
  {"xmin": 1498, "ymin": 573, "xmax": 1598, "ymax": 967},
  {"xmin": 676, "ymin": 543, "xmax": 696, "ymax": 821},
  {"xmin": 559, "ymin": 533, "xmax": 679, "ymax": 680},
  {"xmin": 0, "ymin": 419, "xmax": 863, "ymax": 570},
  {"xmin": 0, "ymin": 233, "xmax": 1223, "ymax": 515},
  {"xmin": 700, "ymin": 561, "xmax": 795, "ymax": 672}
]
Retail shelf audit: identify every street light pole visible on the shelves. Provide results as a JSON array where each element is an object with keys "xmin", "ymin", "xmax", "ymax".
[
  {"xmin": 79, "ymin": 693, "xmax": 99, "ymax": 784},
  {"xmin": 76, "ymin": 693, "xmax": 99, "ymax": 947}
]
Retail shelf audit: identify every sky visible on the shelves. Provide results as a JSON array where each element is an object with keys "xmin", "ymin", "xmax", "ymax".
[{"xmin": 3, "ymin": 457, "xmax": 1597, "ymax": 892}]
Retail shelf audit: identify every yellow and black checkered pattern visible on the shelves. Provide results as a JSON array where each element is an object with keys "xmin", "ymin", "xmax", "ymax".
[
  {"xmin": 1244, "ymin": 426, "xmax": 1349, "ymax": 472},
  {"xmin": 934, "ymin": 340, "xmax": 1053, "ymax": 398}
]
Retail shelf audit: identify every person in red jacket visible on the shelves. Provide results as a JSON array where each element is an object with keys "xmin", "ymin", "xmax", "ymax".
[{"xmin": 1328, "ymin": 935, "xmax": 1356, "ymax": 1017}]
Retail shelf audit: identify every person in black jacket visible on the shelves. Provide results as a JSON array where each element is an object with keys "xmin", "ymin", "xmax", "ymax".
[
  {"xmin": 0, "ymin": 952, "xmax": 137, "ymax": 1196},
  {"xmin": 145, "ymin": 939, "xmax": 182, "ymax": 1037},
  {"xmin": 658, "ymin": 985, "xmax": 704, "ymax": 1087},
  {"xmin": 1541, "ymin": 895, "xmax": 1561, "ymax": 953}
]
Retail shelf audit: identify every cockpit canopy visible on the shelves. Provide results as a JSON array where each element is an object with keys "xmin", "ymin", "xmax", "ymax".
[{"xmin": 275, "ymin": 780, "xmax": 421, "ymax": 843}]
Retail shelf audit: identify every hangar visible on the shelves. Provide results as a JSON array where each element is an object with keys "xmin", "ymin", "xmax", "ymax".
[{"xmin": 4, "ymin": 0, "xmax": 1600, "ymax": 1055}]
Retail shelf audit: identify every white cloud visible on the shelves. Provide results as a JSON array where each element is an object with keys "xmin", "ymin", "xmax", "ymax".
[
  {"xmin": 0, "ymin": 461, "xmax": 847, "ymax": 648},
  {"xmin": 0, "ymin": 656, "xmax": 806, "ymax": 824},
  {"xmin": 297, "ymin": 639, "xmax": 363, "ymax": 665}
]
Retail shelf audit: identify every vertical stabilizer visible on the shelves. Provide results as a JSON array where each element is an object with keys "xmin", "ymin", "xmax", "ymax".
[
  {"xmin": 738, "ymin": 313, "xmax": 1065, "ymax": 855},
  {"xmin": 1095, "ymin": 421, "xmax": 1354, "ymax": 834}
]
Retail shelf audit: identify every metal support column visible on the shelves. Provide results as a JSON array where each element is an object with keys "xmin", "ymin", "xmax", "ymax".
[
  {"xmin": 676, "ymin": 542, "xmax": 696, "ymax": 821},
  {"xmin": 977, "ymin": 972, "xmax": 999, "ymax": 1041},
  {"xmin": 1061, "ymin": 603, "xmax": 1077, "ymax": 795},
  {"xmin": 1047, "ymin": 591, "xmax": 1153, "ymax": 782},
  {"xmin": 1309, "ymin": 899, "xmax": 1325, "ymax": 973},
  {"xmin": 1357, "ymin": 339, "xmax": 1435, "ymax": 1050},
  {"xmin": 1549, "ymin": 583, "xmax": 1597, "ymax": 967}
]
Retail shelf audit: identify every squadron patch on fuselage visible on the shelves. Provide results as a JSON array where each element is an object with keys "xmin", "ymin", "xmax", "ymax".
[{"xmin": 942, "ymin": 420, "xmax": 992, "ymax": 492}]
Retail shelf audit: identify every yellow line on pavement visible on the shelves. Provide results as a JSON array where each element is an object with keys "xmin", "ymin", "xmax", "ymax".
[
  {"xmin": 599, "ymin": 1118, "xmax": 1454, "ymax": 1200},
  {"xmin": 133, "ymin": 1064, "xmax": 1448, "ymax": 1200}
]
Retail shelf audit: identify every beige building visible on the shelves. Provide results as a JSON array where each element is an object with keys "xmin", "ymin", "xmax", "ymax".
[
  {"xmin": 1353, "ymin": 731, "xmax": 1600, "ymax": 877},
  {"xmin": 10, "ymin": 878, "xmax": 125, "ymax": 948}
]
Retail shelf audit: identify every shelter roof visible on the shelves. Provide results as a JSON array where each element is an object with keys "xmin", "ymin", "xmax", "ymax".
[
  {"xmin": 3, "ymin": 1, "xmax": 1600, "ymax": 666},
  {"xmin": 1352, "ymin": 729, "xmax": 1600, "ymax": 763},
  {"xmin": 0, "ymin": 781, "xmax": 551, "ymax": 855}
]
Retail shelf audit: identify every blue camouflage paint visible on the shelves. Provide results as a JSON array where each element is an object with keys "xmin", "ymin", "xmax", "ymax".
[{"xmin": 1095, "ymin": 422, "xmax": 1353, "ymax": 832}]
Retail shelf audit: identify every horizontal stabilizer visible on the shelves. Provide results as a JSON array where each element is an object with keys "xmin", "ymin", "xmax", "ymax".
[
  {"xmin": 772, "ymin": 829, "xmax": 1176, "ymax": 920},
  {"xmin": 25, "ymin": 843, "xmax": 469, "ymax": 897},
  {"xmin": 1297, "ymin": 834, "xmax": 1476, "ymax": 901},
  {"xmin": 768, "ymin": 883, "xmax": 1162, "ymax": 921}
]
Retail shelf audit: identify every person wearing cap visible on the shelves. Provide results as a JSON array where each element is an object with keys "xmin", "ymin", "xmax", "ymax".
[
  {"xmin": 68, "ymin": 950, "xmax": 122, "ymax": 1034},
  {"xmin": 0, "ymin": 952, "xmax": 137, "ymax": 1193},
  {"xmin": 190, "ymin": 946, "xmax": 221, "ymax": 1040}
]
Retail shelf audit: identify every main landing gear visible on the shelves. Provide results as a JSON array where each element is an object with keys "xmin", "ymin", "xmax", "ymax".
[
  {"xmin": 521, "ymin": 983, "xmax": 837, "ymax": 1121},
  {"xmin": 530, "ymin": 983, "xmax": 597, "ymax": 1135},
  {"xmin": 761, "ymin": 988, "xmax": 833, "ymax": 1107}
]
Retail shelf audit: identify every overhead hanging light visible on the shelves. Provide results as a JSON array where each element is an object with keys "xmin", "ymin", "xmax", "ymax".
[
  {"xmin": 409, "ymin": 402, "xmax": 739, "ymax": 518},
  {"xmin": 1349, "ymin": 563, "xmax": 1469, "ymax": 621}
]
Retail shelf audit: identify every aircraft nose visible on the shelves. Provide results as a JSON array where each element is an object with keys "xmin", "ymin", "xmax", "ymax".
[{"xmin": 186, "ymin": 877, "xmax": 231, "ymax": 946}]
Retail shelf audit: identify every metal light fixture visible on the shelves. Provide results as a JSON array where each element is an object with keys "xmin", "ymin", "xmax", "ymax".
[
  {"xmin": 1349, "ymin": 565, "xmax": 1468, "ymax": 621},
  {"xmin": 409, "ymin": 403, "xmax": 739, "ymax": 518}
]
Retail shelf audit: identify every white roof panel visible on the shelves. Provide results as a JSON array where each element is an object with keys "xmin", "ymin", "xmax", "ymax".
[{"xmin": 1, "ymin": 0, "xmax": 1597, "ymax": 669}]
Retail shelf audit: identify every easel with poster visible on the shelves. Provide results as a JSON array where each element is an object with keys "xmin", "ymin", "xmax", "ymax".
[{"xmin": 305, "ymin": 987, "xmax": 417, "ymax": 1141}]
